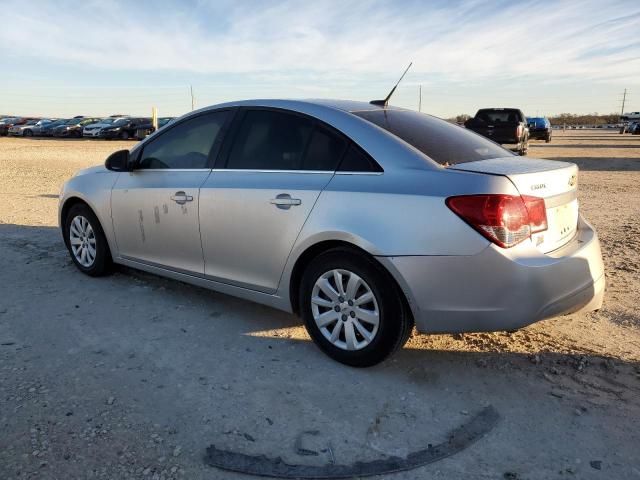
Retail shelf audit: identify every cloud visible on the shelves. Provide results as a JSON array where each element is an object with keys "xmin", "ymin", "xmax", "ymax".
[{"xmin": 0, "ymin": 0, "xmax": 638, "ymax": 84}]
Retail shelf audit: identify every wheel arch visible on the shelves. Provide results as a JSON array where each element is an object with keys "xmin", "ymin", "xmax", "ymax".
[
  {"xmin": 60, "ymin": 196, "xmax": 113, "ymax": 259},
  {"xmin": 287, "ymin": 239, "xmax": 414, "ymax": 326}
]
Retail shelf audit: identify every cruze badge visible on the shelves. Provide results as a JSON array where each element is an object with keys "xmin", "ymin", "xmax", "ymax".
[{"xmin": 530, "ymin": 183, "xmax": 546, "ymax": 191}]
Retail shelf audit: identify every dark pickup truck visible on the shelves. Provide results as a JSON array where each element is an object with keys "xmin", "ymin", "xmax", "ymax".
[{"xmin": 464, "ymin": 108, "xmax": 529, "ymax": 155}]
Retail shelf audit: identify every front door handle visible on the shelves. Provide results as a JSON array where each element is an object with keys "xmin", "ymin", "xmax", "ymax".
[
  {"xmin": 270, "ymin": 193, "xmax": 302, "ymax": 210},
  {"xmin": 170, "ymin": 191, "xmax": 194, "ymax": 205}
]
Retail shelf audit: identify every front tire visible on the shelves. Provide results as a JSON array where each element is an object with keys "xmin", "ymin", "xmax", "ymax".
[
  {"xmin": 24, "ymin": 129, "xmax": 33, "ymax": 137},
  {"xmin": 120, "ymin": 130, "xmax": 130, "ymax": 140},
  {"xmin": 300, "ymin": 248, "xmax": 412, "ymax": 367},
  {"xmin": 64, "ymin": 204, "xmax": 112, "ymax": 276}
]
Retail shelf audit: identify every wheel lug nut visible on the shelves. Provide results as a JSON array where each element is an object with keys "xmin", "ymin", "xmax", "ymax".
[
  {"xmin": 350, "ymin": 311, "xmax": 356, "ymax": 318},
  {"xmin": 338, "ymin": 296, "xmax": 344, "ymax": 303},
  {"xmin": 341, "ymin": 314, "xmax": 347, "ymax": 321},
  {"xmin": 348, "ymin": 300, "xmax": 354, "ymax": 306},
  {"xmin": 334, "ymin": 306, "xmax": 341, "ymax": 312}
]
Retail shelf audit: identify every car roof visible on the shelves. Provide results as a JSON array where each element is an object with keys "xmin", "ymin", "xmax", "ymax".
[
  {"xmin": 203, "ymin": 98, "xmax": 394, "ymax": 115},
  {"xmin": 136, "ymin": 99, "xmax": 439, "ymax": 172}
]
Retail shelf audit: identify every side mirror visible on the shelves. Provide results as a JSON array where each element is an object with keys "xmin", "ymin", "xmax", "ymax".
[{"xmin": 105, "ymin": 149, "xmax": 131, "ymax": 172}]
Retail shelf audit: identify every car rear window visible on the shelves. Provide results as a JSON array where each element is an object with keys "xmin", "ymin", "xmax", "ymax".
[
  {"xmin": 352, "ymin": 109, "xmax": 511, "ymax": 165},
  {"xmin": 476, "ymin": 109, "xmax": 522, "ymax": 123}
]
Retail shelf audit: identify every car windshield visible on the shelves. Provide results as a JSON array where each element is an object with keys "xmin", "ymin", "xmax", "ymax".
[
  {"xmin": 112, "ymin": 118, "xmax": 129, "ymax": 125},
  {"xmin": 66, "ymin": 119, "xmax": 81, "ymax": 125},
  {"xmin": 25, "ymin": 120, "xmax": 39, "ymax": 125},
  {"xmin": 99, "ymin": 118, "xmax": 114, "ymax": 124},
  {"xmin": 352, "ymin": 109, "xmax": 512, "ymax": 165}
]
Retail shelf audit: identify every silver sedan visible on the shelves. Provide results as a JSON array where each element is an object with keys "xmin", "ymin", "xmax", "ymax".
[{"xmin": 58, "ymin": 99, "xmax": 605, "ymax": 366}]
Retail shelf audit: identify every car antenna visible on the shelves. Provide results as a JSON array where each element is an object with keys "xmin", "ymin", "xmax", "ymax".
[{"xmin": 370, "ymin": 62, "xmax": 413, "ymax": 108}]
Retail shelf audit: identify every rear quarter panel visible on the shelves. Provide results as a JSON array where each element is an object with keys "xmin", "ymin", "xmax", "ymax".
[{"xmin": 277, "ymin": 168, "xmax": 520, "ymax": 295}]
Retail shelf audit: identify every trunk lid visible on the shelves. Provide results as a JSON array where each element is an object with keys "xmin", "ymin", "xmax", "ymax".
[{"xmin": 450, "ymin": 157, "xmax": 579, "ymax": 253}]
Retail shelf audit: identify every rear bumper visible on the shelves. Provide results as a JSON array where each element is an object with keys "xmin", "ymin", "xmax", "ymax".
[
  {"xmin": 530, "ymin": 129, "xmax": 551, "ymax": 139},
  {"xmin": 378, "ymin": 215, "xmax": 605, "ymax": 334}
]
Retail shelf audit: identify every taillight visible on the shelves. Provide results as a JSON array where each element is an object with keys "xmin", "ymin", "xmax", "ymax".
[
  {"xmin": 446, "ymin": 194, "xmax": 548, "ymax": 248},
  {"xmin": 521, "ymin": 195, "xmax": 547, "ymax": 233},
  {"xmin": 516, "ymin": 124, "xmax": 523, "ymax": 138}
]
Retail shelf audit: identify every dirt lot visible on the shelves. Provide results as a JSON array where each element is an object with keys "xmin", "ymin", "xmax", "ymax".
[{"xmin": 1, "ymin": 131, "xmax": 639, "ymax": 479}]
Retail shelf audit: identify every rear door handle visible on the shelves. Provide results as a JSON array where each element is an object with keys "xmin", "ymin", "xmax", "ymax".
[
  {"xmin": 170, "ymin": 191, "xmax": 194, "ymax": 205},
  {"xmin": 270, "ymin": 193, "xmax": 301, "ymax": 209}
]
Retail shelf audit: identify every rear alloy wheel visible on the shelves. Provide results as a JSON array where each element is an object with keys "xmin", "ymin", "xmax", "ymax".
[
  {"xmin": 64, "ymin": 204, "xmax": 112, "ymax": 276},
  {"xmin": 300, "ymin": 248, "xmax": 412, "ymax": 367}
]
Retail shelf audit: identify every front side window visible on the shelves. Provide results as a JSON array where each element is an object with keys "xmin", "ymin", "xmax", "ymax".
[
  {"xmin": 138, "ymin": 111, "xmax": 229, "ymax": 169},
  {"xmin": 226, "ymin": 110, "xmax": 314, "ymax": 170}
]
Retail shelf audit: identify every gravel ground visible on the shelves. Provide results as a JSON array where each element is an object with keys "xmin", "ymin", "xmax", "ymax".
[{"xmin": 0, "ymin": 131, "xmax": 639, "ymax": 479}]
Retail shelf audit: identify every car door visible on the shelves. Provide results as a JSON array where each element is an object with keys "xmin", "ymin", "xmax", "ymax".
[
  {"xmin": 111, "ymin": 110, "xmax": 231, "ymax": 274},
  {"xmin": 199, "ymin": 108, "xmax": 348, "ymax": 293}
]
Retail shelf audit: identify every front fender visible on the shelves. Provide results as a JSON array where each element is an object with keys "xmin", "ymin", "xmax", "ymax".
[{"xmin": 58, "ymin": 171, "xmax": 120, "ymax": 256}]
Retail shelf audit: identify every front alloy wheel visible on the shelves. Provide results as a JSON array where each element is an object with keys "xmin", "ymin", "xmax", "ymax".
[
  {"xmin": 69, "ymin": 215, "xmax": 97, "ymax": 267},
  {"xmin": 64, "ymin": 203, "xmax": 112, "ymax": 276}
]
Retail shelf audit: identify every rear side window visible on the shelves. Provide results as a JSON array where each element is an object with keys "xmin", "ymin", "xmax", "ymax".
[
  {"xmin": 226, "ymin": 110, "xmax": 313, "ymax": 170},
  {"xmin": 338, "ymin": 145, "xmax": 382, "ymax": 172},
  {"xmin": 138, "ymin": 111, "xmax": 229, "ymax": 169},
  {"xmin": 353, "ymin": 109, "xmax": 511, "ymax": 166},
  {"xmin": 302, "ymin": 126, "xmax": 347, "ymax": 171}
]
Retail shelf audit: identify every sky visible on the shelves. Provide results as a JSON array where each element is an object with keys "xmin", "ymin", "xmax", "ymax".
[{"xmin": 1, "ymin": 0, "xmax": 639, "ymax": 119}]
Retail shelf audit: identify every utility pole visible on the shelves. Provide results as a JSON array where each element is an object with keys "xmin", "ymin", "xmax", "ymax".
[
  {"xmin": 190, "ymin": 85, "xmax": 195, "ymax": 111},
  {"xmin": 418, "ymin": 85, "xmax": 422, "ymax": 112},
  {"xmin": 620, "ymin": 88, "xmax": 627, "ymax": 117}
]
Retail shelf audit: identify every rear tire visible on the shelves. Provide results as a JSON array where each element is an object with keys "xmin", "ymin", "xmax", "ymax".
[
  {"xmin": 545, "ymin": 133, "xmax": 551, "ymax": 143},
  {"xmin": 64, "ymin": 203, "xmax": 112, "ymax": 277},
  {"xmin": 519, "ymin": 138, "xmax": 529, "ymax": 156},
  {"xmin": 299, "ymin": 248, "xmax": 412, "ymax": 367}
]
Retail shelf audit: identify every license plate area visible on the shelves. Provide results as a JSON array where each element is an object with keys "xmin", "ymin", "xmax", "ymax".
[{"xmin": 532, "ymin": 199, "xmax": 579, "ymax": 253}]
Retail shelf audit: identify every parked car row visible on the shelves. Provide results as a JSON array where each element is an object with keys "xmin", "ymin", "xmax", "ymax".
[
  {"xmin": 620, "ymin": 121, "xmax": 640, "ymax": 134},
  {"xmin": 0, "ymin": 115, "xmax": 174, "ymax": 139}
]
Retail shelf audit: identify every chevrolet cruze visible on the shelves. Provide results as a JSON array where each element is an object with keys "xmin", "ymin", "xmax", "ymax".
[{"xmin": 58, "ymin": 99, "xmax": 605, "ymax": 366}]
